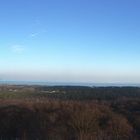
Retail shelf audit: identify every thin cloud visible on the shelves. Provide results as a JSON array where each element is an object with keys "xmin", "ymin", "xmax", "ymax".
[
  {"xmin": 29, "ymin": 18, "xmax": 47, "ymax": 38},
  {"xmin": 29, "ymin": 29, "xmax": 47, "ymax": 38},
  {"xmin": 11, "ymin": 45, "xmax": 25, "ymax": 54},
  {"xmin": 30, "ymin": 33, "xmax": 39, "ymax": 37}
]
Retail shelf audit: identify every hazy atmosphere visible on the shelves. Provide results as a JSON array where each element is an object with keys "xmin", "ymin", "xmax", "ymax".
[
  {"xmin": 1, "ymin": 0, "xmax": 140, "ymax": 84},
  {"xmin": 0, "ymin": 1, "xmax": 140, "ymax": 140}
]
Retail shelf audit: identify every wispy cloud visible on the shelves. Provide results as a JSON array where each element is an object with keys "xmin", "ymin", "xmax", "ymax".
[
  {"xmin": 29, "ymin": 29, "xmax": 47, "ymax": 38},
  {"xmin": 11, "ymin": 45, "xmax": 25, "ymax": 54},
  {"xmin": 28, "ymin": 18, "xmax": 47, "ymax": 38},
  {"xmin": 30, "ymin": 33, "xmax": 39, "ymax": 37}
]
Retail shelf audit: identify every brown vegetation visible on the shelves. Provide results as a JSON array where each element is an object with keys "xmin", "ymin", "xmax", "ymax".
[{"xmin": 0, "ymin": 99, "xmax": 135, "ymax": 140}]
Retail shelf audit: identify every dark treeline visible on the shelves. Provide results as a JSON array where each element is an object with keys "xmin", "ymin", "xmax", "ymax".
[{"xmin": 38, "ymin": 86, "xmax": 140, "ymax": 100}]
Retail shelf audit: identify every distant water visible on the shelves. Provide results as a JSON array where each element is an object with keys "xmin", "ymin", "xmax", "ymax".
[
  {"xmin": 0, "ymin": 80, "xmax": 140, "ymax": 87},
  {"xmin": 0, "ymin": 81, "xmax": 93, "ymax": 86}
]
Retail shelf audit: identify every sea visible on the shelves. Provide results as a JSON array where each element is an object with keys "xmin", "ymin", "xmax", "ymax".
[{"xmin": 0, "ymin": 80, "xmax": 140, "ymax": 87}]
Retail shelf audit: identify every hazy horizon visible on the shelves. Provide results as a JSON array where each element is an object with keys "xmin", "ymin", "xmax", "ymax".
[{"xmin": 1, "ymin": 0, "xmax": 140, "ymax": 83}]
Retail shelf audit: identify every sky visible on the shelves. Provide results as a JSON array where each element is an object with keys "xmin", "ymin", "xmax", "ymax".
[{"xmin": 0, "ymin": 0, "xmax": 140, "ymax": 84}]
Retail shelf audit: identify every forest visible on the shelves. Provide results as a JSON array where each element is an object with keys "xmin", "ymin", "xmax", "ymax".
[{"xmin": 0, "ymin": 85, "xmax": 139, "ymax": 140}]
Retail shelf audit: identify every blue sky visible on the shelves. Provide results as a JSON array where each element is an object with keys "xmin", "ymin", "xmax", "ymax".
[{"xmin": 0, "ymin": 0, "xmax": 140, "ymax": 83}]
